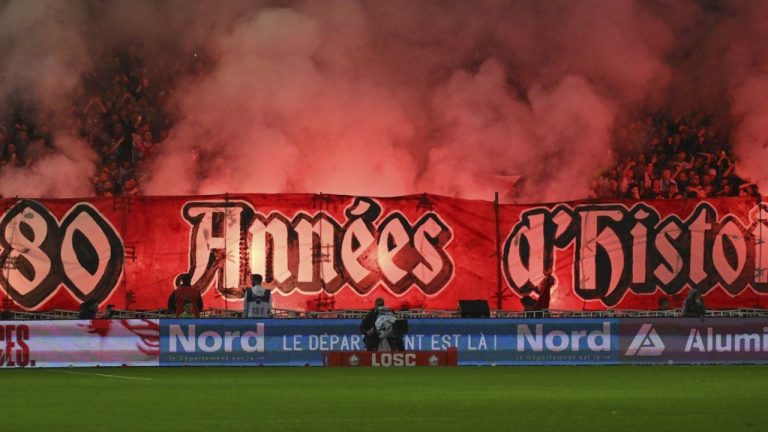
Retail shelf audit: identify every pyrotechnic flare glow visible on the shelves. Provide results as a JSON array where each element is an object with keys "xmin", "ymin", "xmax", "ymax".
[{"xmin": 0, "ymin": 1, "xmax": 764, "ymax": 201}]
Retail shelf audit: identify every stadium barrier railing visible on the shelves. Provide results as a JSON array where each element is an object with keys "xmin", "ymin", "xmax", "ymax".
[{"xmin": 4, "ymin": 307, "xmax": 768, "ymax": 321}]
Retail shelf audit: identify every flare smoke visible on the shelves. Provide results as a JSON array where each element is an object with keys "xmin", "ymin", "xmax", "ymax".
[{"xmin": 0, "ymin": 0, "xmax": 764, "ymax": 201}]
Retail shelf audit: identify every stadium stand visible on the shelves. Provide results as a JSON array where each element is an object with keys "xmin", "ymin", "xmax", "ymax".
[{"xmin": 0, "ymin": 48, "xmax": 758, "ymax": 200}]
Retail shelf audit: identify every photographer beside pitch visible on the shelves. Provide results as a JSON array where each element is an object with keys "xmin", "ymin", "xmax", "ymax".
[{"xmin": 360, "ymin": 298, "xmax": 407, "ymax": 351}]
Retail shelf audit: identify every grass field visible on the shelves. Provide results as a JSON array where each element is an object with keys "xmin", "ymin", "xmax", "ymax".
[{"xmin": 1, "ymin": 365, "xmax": 767, "ymax": 432}]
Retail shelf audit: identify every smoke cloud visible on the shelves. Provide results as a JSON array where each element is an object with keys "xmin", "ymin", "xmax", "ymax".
[{"xmin": 0, "ymin": 0, "xmax": 766, "ymax": 201}]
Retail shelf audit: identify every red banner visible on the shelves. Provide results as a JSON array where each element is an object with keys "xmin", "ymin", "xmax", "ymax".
[{"xmin": 0, "ymin": 194, "xmax": 766, "ymax": 312}]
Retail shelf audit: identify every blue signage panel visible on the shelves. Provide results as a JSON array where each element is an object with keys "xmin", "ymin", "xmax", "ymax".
[
  {"xmin": 408, "ymin": 319, "xmax": 618, "ymax": 365},
  {"xmin": 160, "ymin": 319, "xmax": 619, "ymax": 366},
  {"xmin": 619, "ymin": 318, "xmax": 768, "ymax": 365}
]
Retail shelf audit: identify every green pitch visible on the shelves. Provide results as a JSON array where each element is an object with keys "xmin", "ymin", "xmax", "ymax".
[{"xmin": 1, "ymin": 366, "xmax": 766, "ymax": 432}]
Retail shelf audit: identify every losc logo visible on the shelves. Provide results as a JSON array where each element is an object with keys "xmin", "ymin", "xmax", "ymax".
[
  {"xmin": 371, "ymin": 352, "xmax": 417, "ymax": 367},
  {"xmin": 348, "ymin": 354, "xmax": 360, "ymax": 366},
  {"xmin": 625, "ymin": 324, "xmax": 665, "ymax": 356}
]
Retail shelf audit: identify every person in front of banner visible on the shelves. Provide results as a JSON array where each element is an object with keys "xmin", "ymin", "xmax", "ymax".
[
  {"xmin": 521, "ymin": 272, "xmax": 554, "ymax": 317},
  {"xmin": 243, "ymin": 274, "xmax": 271, "ymax": 318},
  {"xmin": 375, "ymin": 305, "xmax": 407, "ymax": 351},
  {"xmin": 179, "ymin": 301, "xmax": 196, "ymax": 318},
  {"xmin": 78, "ymin": 299, "xmax": 98, "ymax": 319},
  {"xmin": 360, "ymin": 298, "xmax": 407, "ymax": 351},
  {"xmin": 360, "ymin": 298, "xmax": 385, "ymax": 351},
  {"xmin": 100, "ymin": 304, "xmax": 116, "ymax": 319},
  {"xmin": 173, "ymin": 275, "xmax": 203, "ymax": 317},
  {"xmin": 682, "ymin": 289, "xmax": 706, "ymax": 318}
]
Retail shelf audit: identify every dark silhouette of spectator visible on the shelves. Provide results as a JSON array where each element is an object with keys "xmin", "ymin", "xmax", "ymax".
[
  {"xmin": 657, "ymin": 297, "xmax": 670, "ymax": 311},
  {"xmin": 682, "ymin": 289, "xmax": 706, "ymax": 318},
  {"xmin": 170, "ymin": 274, "xmax": 203, "ymax": 317},
  {"xmin": 78, "ymin": 299, "xmax": 99, "ymax": 319},
  {"xmin": 179, "ymin": 301, "xmax": 196, "ymax": 318},
  {"xmin": 360, "ymin": 298, "xmax": 385, "ymax": 351},
  {"xmin": 101, "ymin": 304, "xmax": 116, "ymax": 319},
  {"xmin": 591, "ymin": 112, "xmax": 756, "ymax": 200}
]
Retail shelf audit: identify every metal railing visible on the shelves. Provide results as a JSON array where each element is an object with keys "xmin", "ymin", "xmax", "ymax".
[{"xmin": 3, "ymin": 307, "xmax": 768, "ymax": 320}]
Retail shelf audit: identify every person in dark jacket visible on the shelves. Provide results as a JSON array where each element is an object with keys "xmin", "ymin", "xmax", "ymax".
[
  {"xmin": 78, "ymin": 299, "xmax": 98, "ymax": 319},
  {"xmin": 359, "ymin": 298, "xmax": 407, "ymax": 351},
  {"xmin": 682, "ymin": 289, "xmax": 706, "ymax": 317},
  {"xmin": 360, "ymin": 298, "xmax": 384, "ymax": 351}
]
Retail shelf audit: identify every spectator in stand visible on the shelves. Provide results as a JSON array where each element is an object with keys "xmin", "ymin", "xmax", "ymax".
[
  {"xmin": 685, "ymin": 174, "xmax": 706, "ymax": 198},
  {"xmin": 641, "ymin": 162, "xmax": 655, "ymax": 190},
  {"xmin": 657, "ymin": 297, "xmax": 670, "ymax": 311},
  {"xmin": 122, "ymin": 177, "xmax": 140, "ymax": 195},
  {"xmin": 15, "ymin": 126, "xmax": 30, "ymax": 157},
  {"xmin": 716, "ymin": 180, "xmax": 733, "ymax": 197},
  {"xmin": 2, "ymin": 143, "xmax": 23, "ymax": 167},
  {"xmin": 667, "ymin": 182, "xmax": 683, "ymax": 199},
  {"xmin": 660, "ymin": 169, "xmax": 675, "ymax": 194},
  {"xmin": 682, "ymin": 289, "xmax": 706, "ymax": 318},
  {"xmin": 740, "ymin": 183, "xmax": 760, "ymax": 199},
  {"xmin": 591, "ymin": 112, "xmax": 755, "ymax": 200},
  {"xmin": 78, "ymin": 299, "xmax": 98, "ymax": 319},
  {"xmin": 101, "ymin": 304, "xmax": 116, "ymax": 319},
  {"xmin": 102, "ymin": 181, "xmax": 115, "ymax": 197},
  {"xmin": 179, "ymin": 301, "xmax": 196, "ymax": 318},
  {"xmin": 170, "ymin": 274, "xmax": 203, "ymax": 317},
  {"xmin": 131, "ymin": 129, "xmax": 153, "ymax": 162},
  {"xmin": 643, "ymin": 179, "xmax": 664, "ymax": 199},
  {"xmin": 118, "ymin": 159, "xmax": 134, "ymax": 185}
]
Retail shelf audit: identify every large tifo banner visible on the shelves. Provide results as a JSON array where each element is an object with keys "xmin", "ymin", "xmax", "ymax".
[
  {"xmin": 0, "ymin": 194, "xmax": 767, "ymax": 312},
  {"xmin": 0, "ymin": 319, "xmax": 159, "ymax": 367}
]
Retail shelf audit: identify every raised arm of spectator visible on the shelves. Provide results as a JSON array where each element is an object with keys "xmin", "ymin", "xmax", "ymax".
[
  {"xmin": 108, "ymin": 135, "xmax": 124, "ymax": 154},
  {"xmin": 723, "ymin": 162, "xmax": 734, "ymax": 178},
  {"xmin": 672, "ymin": 163, "xmax": 684, "ymax": 179}
]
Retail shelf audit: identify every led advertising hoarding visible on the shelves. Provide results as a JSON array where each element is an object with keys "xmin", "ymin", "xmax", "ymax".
[
  {"xmin": 159, "ymin": 319, "xmax": 618, "ymax": 366},
  {"xmin": 0, "ymin": 319, "xmax": 159, "ymax": 367}
]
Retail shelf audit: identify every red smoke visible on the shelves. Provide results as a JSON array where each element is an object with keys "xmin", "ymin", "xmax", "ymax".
[{"xmin": 0, "ymin": 1, "xmax": 766, "ymax": 201}]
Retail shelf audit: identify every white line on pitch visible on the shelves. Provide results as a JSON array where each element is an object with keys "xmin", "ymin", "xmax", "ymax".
[{"xmin": 47, "ymin": 369, "xmax": 152, "ymax": 381}]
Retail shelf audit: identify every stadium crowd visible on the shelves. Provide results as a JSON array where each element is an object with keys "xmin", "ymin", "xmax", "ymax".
[
  {"xmin": 591, "ymin": 112, "xmax": 759, "ymax": 200},
  {"xmin": 0, "ymin": 47, "xmax": 760, "ymax": 200},
  {"xmin": 0, "ymin": 47, "xmax": 209, "ymax": 197}
]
